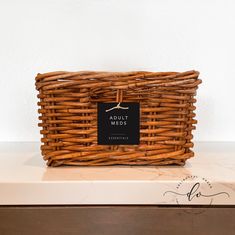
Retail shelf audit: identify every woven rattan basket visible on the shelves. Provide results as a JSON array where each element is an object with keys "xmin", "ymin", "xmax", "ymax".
[{"xmin": 35, "ymin": 70, "xmax": 201, "ymax": 167}]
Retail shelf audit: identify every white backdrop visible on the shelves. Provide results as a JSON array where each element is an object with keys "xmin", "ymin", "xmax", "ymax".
[{"xmin": 0, "ymin": 0, "xmax": 234, "ymax": 142}]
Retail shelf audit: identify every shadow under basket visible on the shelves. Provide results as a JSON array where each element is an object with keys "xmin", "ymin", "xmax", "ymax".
[{"xmin": 35, "ymin": 70, "xmax": 201, "ymax": 167}]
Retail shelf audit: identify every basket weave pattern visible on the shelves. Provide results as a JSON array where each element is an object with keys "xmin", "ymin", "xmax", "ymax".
[{"xmin": 35, "ymin": 70, "xmax": 201, "ymax": 166}]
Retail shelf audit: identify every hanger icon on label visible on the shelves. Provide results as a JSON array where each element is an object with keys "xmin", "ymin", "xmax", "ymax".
[{"xmin": 105, "ymin": 102, "xmax": 129, "ymax": 112}]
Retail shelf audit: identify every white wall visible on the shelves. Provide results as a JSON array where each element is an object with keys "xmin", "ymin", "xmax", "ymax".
[{"xmin": 0, "ymin": 0, "xmax": 234, "ymax": 142}]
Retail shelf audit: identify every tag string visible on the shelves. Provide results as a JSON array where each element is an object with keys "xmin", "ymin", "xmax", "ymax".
[{"xmin": 116, "ymin": 89, "xmax": 123, "ymax": 103}]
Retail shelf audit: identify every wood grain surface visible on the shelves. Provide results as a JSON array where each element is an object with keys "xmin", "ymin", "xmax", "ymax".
[{"xmin": 0, "ymin": 205, "xmax": 233, "ymax": 235}]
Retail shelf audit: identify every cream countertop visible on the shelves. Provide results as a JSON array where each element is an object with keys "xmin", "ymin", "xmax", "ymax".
[{"xmin": 0, "ymin": 142, "xmax": 234, "ymax": 205}]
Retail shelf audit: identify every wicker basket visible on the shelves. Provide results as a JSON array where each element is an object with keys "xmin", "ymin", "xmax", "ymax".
[{"xmin": 35, "ymin": 70, "xmax": 201, "ymax": 167}]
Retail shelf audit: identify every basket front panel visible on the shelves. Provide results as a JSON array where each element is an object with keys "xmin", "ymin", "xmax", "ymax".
[{"xmin": 36, "ymin": 70, "xmax": 201, "ymax": 166}]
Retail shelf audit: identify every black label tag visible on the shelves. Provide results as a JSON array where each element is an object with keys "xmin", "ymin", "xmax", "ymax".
[{"xmin": 98, "ymin": 102, "xmax": 140, "ymax": 145}]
